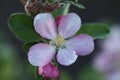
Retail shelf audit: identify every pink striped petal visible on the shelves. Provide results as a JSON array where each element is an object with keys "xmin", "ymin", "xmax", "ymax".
[
  {"xmin": 57, "ymin": 48, "xmax": 78, "ymax": 66},
  {"xmin": 34, "ymin": 13, "xmax": 57, "ymax": 40},
  {"xmin": 28, "ymin": 43, "xmax": 56, "ymax": 66},
  {"xmin": 38, "ymin": 66, "xmax": 43, "ymax": 75},
  {"xmin": 65, "ymin": 34, "xmax": 94, "ymax": 56},
  {"xmin": 58, "ymin": 13, "xmax": 81, "ymax": 38}
]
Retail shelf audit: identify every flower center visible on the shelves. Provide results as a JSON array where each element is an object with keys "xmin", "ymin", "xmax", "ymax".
[{"xmin": 54, "ymin": 34, "xmax": 66, "ymax": 47}]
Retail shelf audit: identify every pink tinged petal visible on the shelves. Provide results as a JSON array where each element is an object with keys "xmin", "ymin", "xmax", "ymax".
[
  {"xmin": 34, "ymin": 13, "xmax": 57, "ymax": 40},
  {"xmin": 103, "ymin": 27, "xmax": 120, "ymax": 52},
  {"xmin": 65, "ymin": 34, "xmax": 94, "ymax": 56},
  {"xmin": 57, "ymin": 48, "xmax": 78, "ymax": 66},
  {"xmin": 58, "ymin": 13, "xmax": 81, "ymax": 38},
  {"xmin": 106, "ymin": 71, "xmax": 120, "ymax": 80},
  {"xmin": 93, "ymin": 51, "xmax": 117, "ymax": 72},
  {"xmin": 28, "ymin": 43, "xmax": 56, "ymax": 66},
  {"xmin": 38, "ymin": 67, "xmax": 43, "ymax": 75}
]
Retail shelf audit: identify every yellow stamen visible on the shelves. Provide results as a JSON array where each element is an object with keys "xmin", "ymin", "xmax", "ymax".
[{"xmin": 54, "ymin": 34, "xmax": 66, "ymax": 46}]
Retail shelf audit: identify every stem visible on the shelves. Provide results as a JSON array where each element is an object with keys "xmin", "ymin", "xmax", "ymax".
[{"xmin": 40, "ymin": 37, "xmax": 49, "ymax": 43}]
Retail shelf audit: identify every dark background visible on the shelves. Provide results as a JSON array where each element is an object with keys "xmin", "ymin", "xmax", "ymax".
[{"xmin": 0, "ymin": 0, "xmax": 120, "ymax": 79}]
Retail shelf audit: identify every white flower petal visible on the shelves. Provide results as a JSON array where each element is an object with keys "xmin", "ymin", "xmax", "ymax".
[
  {"xmin": 65, "ymin": 34, "xmax": 94, "ymax": 56},
  {"xmin": 58, "ymin": 13, "xmax": 81, "ymax": 38},
  {"xmin": 28, "ymin": 43, "xmax": 56, "ymax": 66},
  {"xmin": 34, "ymin": 13, "xmax": 57, "ymax": 40},
  {"xmin": 57, "ymin": 48, "xmax": 78, "ymax": 66}
]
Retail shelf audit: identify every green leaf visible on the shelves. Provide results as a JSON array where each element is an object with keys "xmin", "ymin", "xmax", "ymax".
[
  {"xmin": 23, "ymin": 42, "xmax": 38, "ymax": 53},
  {"xmin": 35, "ymin": 67, "xmax": 44, "ymax": 80},
  {"xmin": 8, "ymin": 13, "xmax": 41, "ymax": 42},
  {"xmin": 51, "ymin": 3, "xmax": 70, "ymax": 18},
  {"xmin": 66, "ymin": 1, "xmax": 85, "ymax": 9},
  {"xmin": 77, "ymin": 23, "xmax": 110, "ymax": 39}
]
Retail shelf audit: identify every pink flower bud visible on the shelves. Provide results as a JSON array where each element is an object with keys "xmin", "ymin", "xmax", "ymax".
[
  {"xmin": 55, "ymin": 15, "xmax": 63, "ymax": 26},
  {"xmin": 38, "ymin": 63, "xmax": 59, "ymax": 78}
]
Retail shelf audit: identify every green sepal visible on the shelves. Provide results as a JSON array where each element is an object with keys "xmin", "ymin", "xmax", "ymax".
[
  {"xmin": 35, "ymin": 67, "xmax": 44, "ymax": 80},
  {"xmin": 65, "ymin": 1, "xmax": 86, "ymax": 9},
  {"xmin": 51, "ymin": 3, "xmax": 70, "ymax": 18}
]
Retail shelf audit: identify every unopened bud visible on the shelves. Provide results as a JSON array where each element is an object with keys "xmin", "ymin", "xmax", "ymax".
[
  {"xmin": 42, "ymin": 3, "xmax": 59, "ymax": 12},
  {"xmin": 25, "ymin": 0, "xmax": 41, "ymax": 16},
  {"xmin": 55, "ymin": 15, "xmax": 63, "ymax": 26},
  {"xmin": 38, "ymin": 63, "xmax": 59, "ymax": 78},
  {"xmin": 42, "ymin": 0, "xmax": 65, "ymax": 12}
]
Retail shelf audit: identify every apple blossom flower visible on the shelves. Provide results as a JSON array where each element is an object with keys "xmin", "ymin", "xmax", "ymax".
[
  {"xmin": 93, "ymin": 26, "xmax": 120, "ymax": 80},
  {"xmin": 106, "ymin": 71, "xmax": 120, "ymax": 80},
  {"xmin": 94, "ymin": 26, "xmax": 120, "ymax": 72},
  {"xmin": 94, "ymin": 51, "xmax": 120, "ymax": 73},
  {"xmin": 38, "ymin": 63, "xmax": 59, "ymax": 78},
  {"xmin": 28, "ymin": 13, "xmax": 94, "ymax": 67},
  {"xmin": 103, "ymin": 26, "xmax": 120, "ymax": 53}
]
